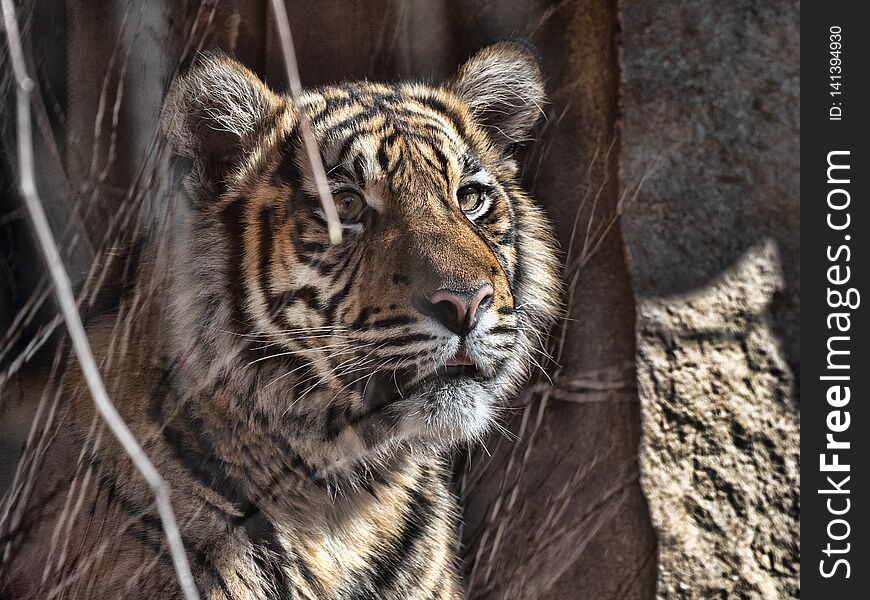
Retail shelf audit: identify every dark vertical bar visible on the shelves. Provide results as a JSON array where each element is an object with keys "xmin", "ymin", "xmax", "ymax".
[{"xmin": 802, "ymin": 3, "xmax": 868, "ymax": 596}]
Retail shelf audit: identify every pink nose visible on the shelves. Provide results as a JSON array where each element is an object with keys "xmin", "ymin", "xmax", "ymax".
[{"xmin": 426, "ymin": 284, "xmax": 494, "ymax": 335}]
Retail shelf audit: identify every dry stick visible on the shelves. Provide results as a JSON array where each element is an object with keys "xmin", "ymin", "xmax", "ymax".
[
  {"xmin": 269, "ymin": 0, "xmax": 342, "ymax": 245},
  {"xmin": 0, "ymin": 3, "xmax": 200, "ymax": 600}
]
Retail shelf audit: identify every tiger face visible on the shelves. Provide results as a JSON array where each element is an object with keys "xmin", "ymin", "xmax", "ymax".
[{"xmin": 161, "ymin": 43, "xmax": 560, "ymax": 473}]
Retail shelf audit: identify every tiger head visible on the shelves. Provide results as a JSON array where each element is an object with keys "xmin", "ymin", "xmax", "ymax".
[{"xmin": 161, "ymin": 43, "xmax": 561, "ymax": 473}]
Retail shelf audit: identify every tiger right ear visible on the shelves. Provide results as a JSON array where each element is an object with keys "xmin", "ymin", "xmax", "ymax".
[
  {"xmin": 160, "ymin": 54, "xmax": 283, "ymax": 189},
  {"xmin": 447, "ymin": 41, "xmax": 546, "ymax": 153}
]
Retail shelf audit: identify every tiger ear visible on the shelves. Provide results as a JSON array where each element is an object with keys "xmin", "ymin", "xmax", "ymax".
[
  {"xmin": 447, "ymin": 41, "xmax": 546, "ymax": 152},
  {"xmin": 160, "ymin": 54, "xmax": 283, "ymax": 189}
]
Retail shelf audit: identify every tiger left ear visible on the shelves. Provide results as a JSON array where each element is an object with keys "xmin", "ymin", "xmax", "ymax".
[
  {"xmin": 447, "ymin": 41, "xmax": 546, "ymax": 152},
  {"xmin": 160, "ymin": 54, "xmax": 283, "ymax": 191}
]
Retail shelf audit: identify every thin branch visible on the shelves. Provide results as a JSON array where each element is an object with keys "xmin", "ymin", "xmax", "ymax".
[
  {"xmin": 0, "ymin": 3, "xmax": 200, "ymax": 599},
  {"xmin": 269, "ymin": 0, "xmax": 342, "ymax": 245}
]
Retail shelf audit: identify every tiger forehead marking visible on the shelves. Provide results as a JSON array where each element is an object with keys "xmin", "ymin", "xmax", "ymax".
[
  {"xmin": 304, "ymin": 86, "xmax": 470, "ymax": 199},
  {"xmin": 266, "ymin": 81, "xmax": 521, "ymax": 331},
  {"xmin": 3, "ymin": 41, "xmax": 560, "ymax": 600}
]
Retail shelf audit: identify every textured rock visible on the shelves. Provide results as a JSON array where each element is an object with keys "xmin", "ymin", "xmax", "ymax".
[
  {"xmin": 619, "ymin": 1, "xmax": 800, "ymax": 597},
  {"xmin": 636, "ymin": 242, "xmax": 799, "ymax": 598}
]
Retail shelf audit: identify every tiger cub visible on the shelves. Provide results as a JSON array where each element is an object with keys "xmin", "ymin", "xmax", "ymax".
[{"xmin": 2, "ymin": 42, "xmax": 560, "ymax": 599}]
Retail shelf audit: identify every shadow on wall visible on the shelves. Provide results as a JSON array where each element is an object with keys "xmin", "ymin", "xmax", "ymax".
[{"xmin": 619, "ymin": 0, "xmax": 801, "ymax": 378}]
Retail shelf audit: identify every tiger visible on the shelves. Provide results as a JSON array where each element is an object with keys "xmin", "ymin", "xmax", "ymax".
[{"xmin": 0, "ymin": 41, "xmax": 560, "ymax": 599}]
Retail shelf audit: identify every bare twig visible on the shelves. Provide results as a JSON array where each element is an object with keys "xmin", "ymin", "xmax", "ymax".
[
  {"xmin": 0, "ymin": 3, "xmax": 199, "ymax": 599},
  {"xmin": 269, "ymin": 0, "xmax": 342, "ymax": 245}
]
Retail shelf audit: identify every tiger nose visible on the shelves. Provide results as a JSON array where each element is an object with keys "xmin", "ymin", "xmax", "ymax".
[{"xmin": 418, "ymin": 284, "xmax": 494, "ymax": 335}]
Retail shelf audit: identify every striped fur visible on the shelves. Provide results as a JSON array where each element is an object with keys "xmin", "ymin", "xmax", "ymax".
[{"xmin": 2, "ymin": 43, "xmax": 561, "ymax": 599}]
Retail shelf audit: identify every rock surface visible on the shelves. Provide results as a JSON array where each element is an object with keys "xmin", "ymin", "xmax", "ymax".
[
  {"xmin": 619, "ymin": 1, "xmax": 801, "ymax": 597},
  {"xmin": 636, "ymin": 242, "xmax": 799, "ymax": 598}
]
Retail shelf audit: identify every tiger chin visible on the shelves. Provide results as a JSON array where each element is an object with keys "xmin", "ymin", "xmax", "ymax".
[{"xmin": 4, "ymin": 42, "xmax": 560, "ymax": 599}]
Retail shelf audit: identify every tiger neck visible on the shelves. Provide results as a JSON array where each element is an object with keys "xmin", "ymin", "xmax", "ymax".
[{"xmin": 155, "ymin": 347, "xmax": 433, "ymax": 515}]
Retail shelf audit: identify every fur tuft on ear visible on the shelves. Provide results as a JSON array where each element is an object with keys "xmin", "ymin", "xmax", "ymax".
[
  {"xmin": 160, "ymin": 54, "xmax": 282, "ymax": 188},
  {"xmin": 447, "ymin": 41, "xmax": 546, "ymax": 152}
]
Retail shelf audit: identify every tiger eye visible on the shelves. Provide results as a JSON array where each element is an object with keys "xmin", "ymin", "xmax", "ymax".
[
  {"xmin": 457, "ymin": 185, "xmax": 485, "ymax": 214},
  {"xmin": 334, "ymin": 190, "xmax": 366, "ymax": 223}
]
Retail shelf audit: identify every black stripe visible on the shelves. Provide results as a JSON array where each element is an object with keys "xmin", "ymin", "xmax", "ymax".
[
  {"xmin": 268, "ymin": 434, "xmax": 320, "ymax": 481},
  {"xmin": 325, "ymin": 163, "xmax": 357, "ymax": 185},
  {"xmin": 84, "ymin": 453, "xmax": 194, "ymax": 588},
  {"xmin": 309, "ymin": 88, "xmax": 402, "ymax": 126},
  {"xmin": 267, "ymin": 291, "xmax": 293, "ymax": 321},
  {"xmin": 195, "ymin": 548, "xmax": 236, "ymax": 600},
  {"xmin": 371, "ymin": 332, "xmax": 436, "ymax": 348},
  {"xmin": 497, "ymin": 226, "xmax": 515, "ymax": 246},
  {"xmin": 461, "ymin": 152, "xmax": 482, "ymax": 173},
  {"xmin": 324, "ymin": 404, "xmax": 347, "ymax": 440},
  {"xmin": 273, "ymin": 128, "xmax": 301, "ymax": 188},
  {"xmin": 512, "ymin": 220, "xmax": 526, "ymax": 289},
  {"xmin": 416, "ymin": 147, "xmax": 450, "ymax": 191},
  {"xmin": 397, "ymin": 104, "xmax": 452, "ymax": 124},
  {"xmin": 327, "ymin": 104, "xmax": 452, "ymax": 142},
  {"xmin": 352, "ymin": 306, "xmax": 382, "ymax": 327},
  {"xmin": 293, "ymin": 237, "xmax": 323, "ymax": 270},
  {"xmin": 293, "ymin": 551, "xmax": 321, "ymax": 594},
  {"xmin": 355, "ymin": 315, "xmax": 415, "ymax": 331},
  {"xmin": 431, "ymin": 144, "xmax": 450, "ymax": 180},
  {"xmin": 478, "ymin": 196, "xmax": 501, "ymax": 225},
  {"xmin": 412, "ymin": 94, "xmax": 469, "ymax": 139},
  {"xmin": 323, "ymin": 251, "xmax": 364, "ymax": 322},
  {"xmin": 218, "ymin": 198, "xmax": 251, "ymax": 332},
  {"xmin": 334, "ymin": 121, "xmax": 452, "ymax": 173},
  {"xmin": 353, "ymin": 155, "xmax": 367, "ymax": 185},
  {"xmin": 335, "ymin": 130, "xmax": 366, "ymax": 171},
  {"xmin": 322, "ymin": 107, "xmax": 380, "ymax": 140},
  {"xmin": 309, "ymin": 95, "xmax": 354, "ymax": 125},
  {"xmin": 291, "ymin": 219, "xmax": 329, "ymax": 268},
  {"xmin": 314, "ymin": 238, "xmax": 351, "ymax": 289},
  {"xmin": 423, "ymin": 578, "xmax": 446, "ymax": 600},
  {"xmin": 346, "ymin": 486, "xmax": 433, "ymax": 598},
  {"xmin": 290, "ymin": 285, "xmax": 321, "ymax": 313},
  {"xmin": 258, "ymin": 206, "xmax": 278, "ymax": 319},
  {"xmin": 153, "ymin": 388, "xmax": 257, "ymax": 521},
  {"xmin": 377, "ymin": 131, "xmax": 400, "ymax": 171},
  {"xmin": 387, "ymin": 148, "xmax": 407, "ymax": 189},
  {"xmin": 316, "ymin": 257, "xmax": 340, "ymax": 276},
  {"xmin": 244, "ymin": 511, "xmax": 296, "ymax": 600}
]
